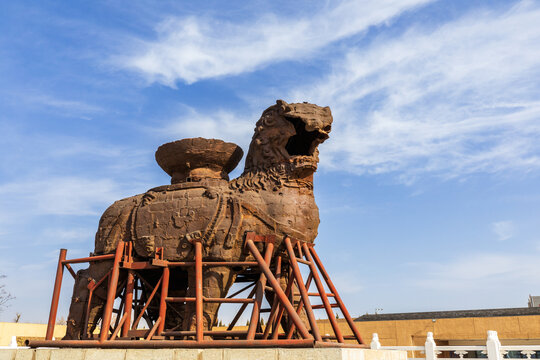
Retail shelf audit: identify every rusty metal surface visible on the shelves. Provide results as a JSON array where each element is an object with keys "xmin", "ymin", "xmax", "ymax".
[
  {"xmin": 26, "ymin": 339, "xmax": 368, "ymax": 349},
  {"xmin": 38, "ymin": 101, "xmax": 365, "ymax": 348},
  {"xmin": 285, "ymin": 237, "xmax": 321, "ymax": 342},
  {"xmin": 245, "ymin": 238, "xmax": 312, "ymax": 340},
  {"xmin": 45, "ymin": 249, "xmax": 66, "ymax": 340},
  {"xmin": 40, "ymin": 234, "xmax": 365, "ymax": 347},
  {"xmin": 307, "ymin": 245, "xmax": 365, "ymax": 345}
]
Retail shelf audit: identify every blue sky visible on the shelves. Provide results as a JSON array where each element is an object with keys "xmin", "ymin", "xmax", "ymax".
[{"xmin": 1, "ymin": 0, "xmax": 540, "ymax": 324}]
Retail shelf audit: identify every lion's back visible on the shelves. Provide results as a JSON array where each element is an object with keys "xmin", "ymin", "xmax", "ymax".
[{"xmin": 94, "ymin": 194, "xmax": 142, "ymax": 254}]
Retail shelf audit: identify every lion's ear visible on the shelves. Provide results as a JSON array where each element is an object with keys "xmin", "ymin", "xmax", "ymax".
[{"xmin": 276, "ymin": 99, "xmax": 293, "ymax": 113}]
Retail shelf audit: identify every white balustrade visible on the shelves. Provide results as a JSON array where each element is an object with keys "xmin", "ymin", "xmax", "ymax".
[
  {"xmin": 370, "ymin": 330, "xmax": 540, "ymax": 360},
  {"xmin": 371, "ymin": 332, "xmax": 382, "ymax": 350},
  {"xmin": 486, "ymin": 330, "xmax": 502, "ymax": 360},
  {"xmin": 0, "ymin": 335, "xmax": 30, "ymax": 349},
  {"xmin": 425, "ymin": 332, "xmax": 441, "ymax": 360}
]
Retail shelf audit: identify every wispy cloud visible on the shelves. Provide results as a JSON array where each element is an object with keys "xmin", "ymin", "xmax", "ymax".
[
  {"xmin": 414, "ymin": 252, "xmax": 540, "ymax": 291},
  {"xmin": 1, "ymin": 91, "xmax": 105, "ymax": 121},
  {"xmin": 491, "ymin": 221, "xmax": 515, "ymax": 242},
  {"xmin": 37, "ymin": 227, "xmax": 95, "ymax": 245},
  {"xmin": 26, "ymin": 94, "xmax": 103, "ymax": 114},
  {"xmin": 157, "ymin": 107, "xmax": 254, "ymax": 152},
  {"xmin": 331, "ymin": 272, "xmax": 364, "ymax": 294},
  {"xmin": 290, "ymin": 1, "xmax": 540, "ymax": 181},
  {"xmin": 120, "ymin": 0, "xmax": 433, "ymax": 85},
  {"xmin": 0, "ymin": 177, "xmax": 125, "ymax": 219},
  {"xmin": 0, "ymin": 123, "xmax": 152, "ymax": 182}
]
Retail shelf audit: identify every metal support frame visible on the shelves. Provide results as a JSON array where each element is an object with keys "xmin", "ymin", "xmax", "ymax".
[{"xmin": 36, "ymin": 232, "xmax": 365, "ymax": 348}]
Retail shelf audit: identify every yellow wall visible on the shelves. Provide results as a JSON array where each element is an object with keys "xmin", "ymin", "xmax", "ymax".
[
  {"xmin": 3, "ymin": 315, "xmax": 540, "ymax": 347},
  {"xmin": 0, "ymin": 322, "xmax": 66, "ymax": 346},
  {"xmin": 317, "ymin": 315, "xmax": 540, "ymax": 346}
]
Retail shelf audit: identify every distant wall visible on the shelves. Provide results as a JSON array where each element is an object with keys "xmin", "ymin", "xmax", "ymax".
[
  {"xmin": 0, "ymin": 322, "xmax": 66, "ymax": 346},
  {"xmin": 3, "ymin": 314, "xmax": 540, "ymax": 347},
  {"xmin": 317, "ymin": 315, "xmax": 540, "ymax": 346}
]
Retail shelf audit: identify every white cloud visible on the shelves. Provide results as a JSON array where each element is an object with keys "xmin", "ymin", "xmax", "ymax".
[
  {"xmin": 0, "ymin": 124, "xmax": 152, "ymax": 179},
  {"xmin": 0, "ymin": 177, "xmax": 125, "ymax": 219},
  {"xmin": 27, "ymin": 94, "xmax": 103, "ymax": 114},
  {"xmin": 331, "ymin": 272, "xmax": 364, "ymax": 294},
  {"xmin": 120, "ymin": 0, "xmax": 433, "ymax": 85},
  {"xmin": 38, "ymin": 227, "xmax": 95, "ymax": 245},
  {"xmin": 414, "ymin": 252, "xmax": 540, "ymax": 291},
  {"xmin": 0, "ymin": 133, "xmax": 150, "ymax": 223},
  {"xmin": 0, "ymin": 127, "xmax": 153, "ymax": 252},
  {"xmin": 157, "ymin": 107, "xmax": 254, "ymax": 154},
  {"xmin": 491, "ymin": 221, "xmax": 515, "ymax": 242},
  {"xmin": 0, "ymin": 92, "xmax": 105, "ymax": 121},
  {"xmin": 290, "ymin": 1, "xmax": 540, "ymax": 181}
]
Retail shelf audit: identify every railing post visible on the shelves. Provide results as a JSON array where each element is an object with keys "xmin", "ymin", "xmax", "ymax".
[
  {"xmin": 425, "ymin": 332, "xmax": 438, "ymax": 360},
  {"xmin": 9, "ymin": 335, "xmax": 17, "ymax": 348},
  {"xmin": 371, "ymin": 333, "xmax": 381, "ymax": 349},
  {"xmin": 486, "ymin": 330, "xmax": 502, "ymax": 360}
]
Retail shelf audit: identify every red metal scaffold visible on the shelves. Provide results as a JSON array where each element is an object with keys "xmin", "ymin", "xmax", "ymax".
[{"xmin": 28, "ymin": 232, "xmax": 365, "ymax": 348}]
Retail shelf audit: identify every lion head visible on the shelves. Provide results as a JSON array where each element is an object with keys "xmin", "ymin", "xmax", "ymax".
[{"xmin": 243, "ymin": 100, "xmax": 332, "ymax": 179}]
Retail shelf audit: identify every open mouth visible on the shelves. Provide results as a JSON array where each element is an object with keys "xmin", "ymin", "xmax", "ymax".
[{"xmin": 284, "ymin": 116, "xmax": 330, "ymax": 157}]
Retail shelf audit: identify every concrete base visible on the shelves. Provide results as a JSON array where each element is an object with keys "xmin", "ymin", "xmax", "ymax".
[{"xmin": 0, "ymin": 348, "xmax": 406, "ymax": 360}]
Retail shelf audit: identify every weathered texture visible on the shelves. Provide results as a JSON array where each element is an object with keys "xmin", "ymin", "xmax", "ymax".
[
  {"xmin": 155, "ymin": 137, "xmax": 244, "ymax": 184},
  {"xmin": 1, "ymin": 348, "xmax": 407, "ymax": 360},
  {"xmin": 64, "ymin": 100, "xmax": 332, "ymax": 339}
]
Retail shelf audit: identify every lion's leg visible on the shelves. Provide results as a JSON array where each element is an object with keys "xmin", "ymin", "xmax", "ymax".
[
  {"xmin": 262, "ymin": 266, "xmax": 309, "ymax": 339},
  {"xmin": 283, "ymin": 280, "xmax": 309, "ymax": 338},
  {"xmin": 64, "ymin": 261, "xmax": 113, "ymax": 340},
  {"xmin": 183, "ymin": 266, "xmax": 237, "ymax": 334},
  {"xmin": 165, "ymin": 268, "xmax": 189, "ymax": 330}
]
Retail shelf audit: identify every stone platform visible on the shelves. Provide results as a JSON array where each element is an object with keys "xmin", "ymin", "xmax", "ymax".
[{"xmin": 0, "ymin": 348, "xmax": 406, "ymax": 360}]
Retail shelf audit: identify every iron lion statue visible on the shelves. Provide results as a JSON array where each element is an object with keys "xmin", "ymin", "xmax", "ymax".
[{"xmin": 64, "ymin": 100, "xmax": 333, "ymax": 339}]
